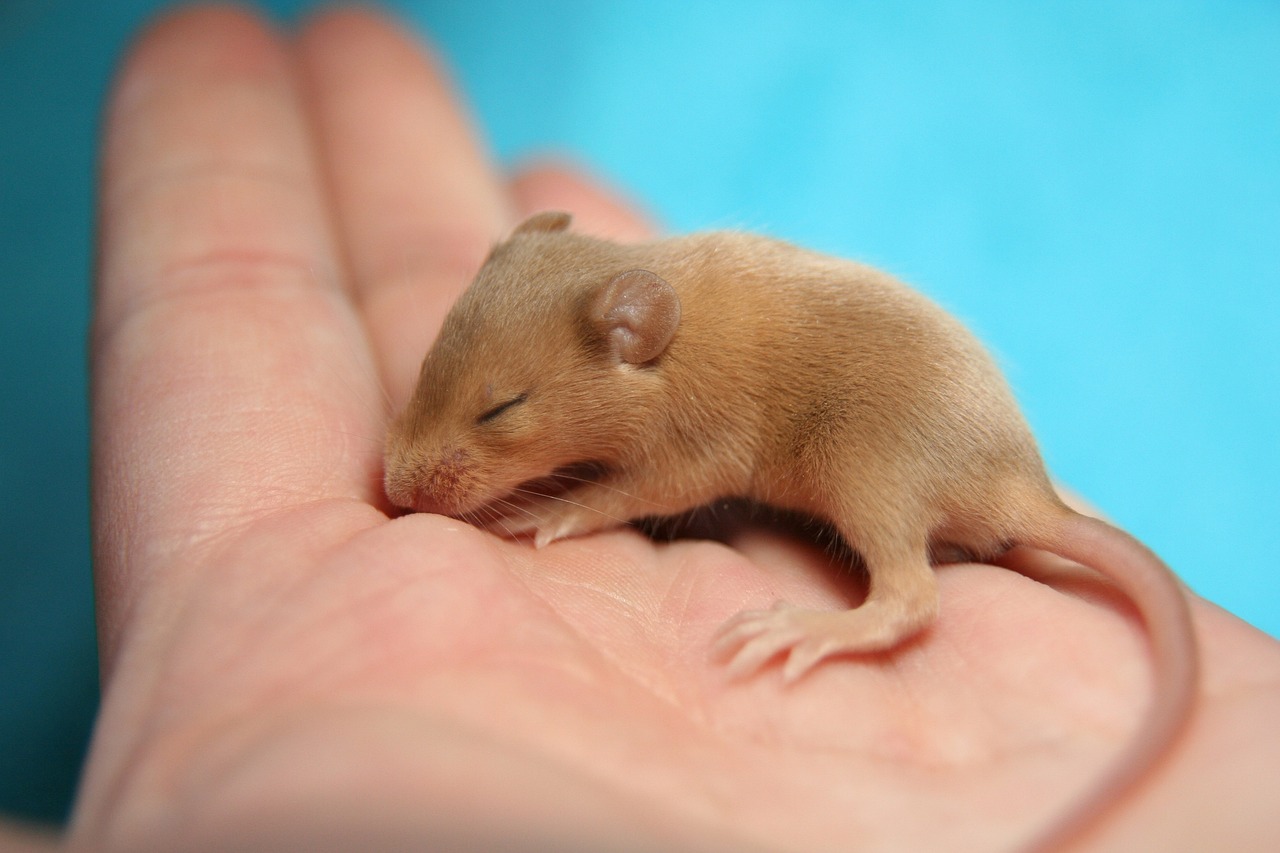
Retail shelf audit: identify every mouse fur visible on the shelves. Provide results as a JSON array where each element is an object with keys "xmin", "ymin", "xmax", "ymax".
[{"xmin": 384, "ymin": 212, "xmax": 1197, "ymax": 852}]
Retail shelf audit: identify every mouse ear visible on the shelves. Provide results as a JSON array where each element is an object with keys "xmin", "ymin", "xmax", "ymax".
[
  {"xmin": 590, "ymin": 269, "xmax": 681, "ymax": 365},
  {"xmin": 512, "ymin": 211, "xmax": 572, "ymax": 236}
]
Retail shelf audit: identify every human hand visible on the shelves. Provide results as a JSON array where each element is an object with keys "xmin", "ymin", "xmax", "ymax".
[{"xmin": 73, "ymin": 6, "xmax": 1280, "ymax": 852}]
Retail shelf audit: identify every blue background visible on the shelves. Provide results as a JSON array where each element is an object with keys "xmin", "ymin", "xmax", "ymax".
[{"xmin": 1, "ymin": 0, "xmax": 1276, "ymax": 825}]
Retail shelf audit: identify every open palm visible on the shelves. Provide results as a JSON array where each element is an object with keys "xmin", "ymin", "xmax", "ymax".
[{"xmin": 72, "ymin": 8, "xmax": 1278, "ymax": 853}]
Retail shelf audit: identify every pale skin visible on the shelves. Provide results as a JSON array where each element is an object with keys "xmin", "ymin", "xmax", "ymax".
[{"xmin": 5, "ymin": 5, "xmax": 1270, "ymax": 852}]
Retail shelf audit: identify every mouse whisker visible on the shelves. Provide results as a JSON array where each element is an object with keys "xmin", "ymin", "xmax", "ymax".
[
  {"xmin": 484, "ymin": 495, "xmax": 544, "ymax": 531},
  {"xmin": 525, "ymin": 472, "xmax": 667, "ymax": 512},
  {"xmin": 507, "ymin": 487, "xmax": 631, "ymax": 527},
  {"xmin": 484, "ymin": 512, "xmax": 520, "ymax": 539}
]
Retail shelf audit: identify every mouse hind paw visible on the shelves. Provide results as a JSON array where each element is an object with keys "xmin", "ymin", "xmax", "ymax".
[
  {"xmin": 712, "ymin": 598, "xmax": 934, "ymax": 682},
  {"xmin": 713, "ymin": 602, "xmax": 813, "ymax": 680}
]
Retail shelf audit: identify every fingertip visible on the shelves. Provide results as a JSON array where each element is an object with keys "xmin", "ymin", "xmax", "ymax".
[
  {"xmin": 105, "ymin": 5, "xmax": 290, "ymax": 175},
  {"xmin": 296, "ymin": 4, "xmax": 426, "ymax": 64},
  {"xmin": 116, "ymin": 3, "xmax": 283, "ymax": 87},
  {"xmin": 508, "ymin": 160, "xmax": 658, "ymax": 242}
]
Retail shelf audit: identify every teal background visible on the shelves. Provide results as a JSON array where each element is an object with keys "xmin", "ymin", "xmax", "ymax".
[{"xmin": 1, "ymin": 0, "xmax": 1276, "ymax": 825}]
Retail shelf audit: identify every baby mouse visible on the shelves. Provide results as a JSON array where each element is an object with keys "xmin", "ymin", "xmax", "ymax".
[{"xmin": 384, "ymin": 211, "xmax": 1197, "ymax": 852}]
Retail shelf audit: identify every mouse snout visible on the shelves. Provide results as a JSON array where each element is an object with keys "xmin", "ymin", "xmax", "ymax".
[{"xmin": 386, "ymin": 447, "xmax": 474, "ymax": 516}]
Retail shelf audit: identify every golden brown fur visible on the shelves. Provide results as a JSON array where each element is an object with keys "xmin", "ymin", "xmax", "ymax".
[{"xmin": 384, "ymin": 214, "xmax": 1197, "ymax": 852}]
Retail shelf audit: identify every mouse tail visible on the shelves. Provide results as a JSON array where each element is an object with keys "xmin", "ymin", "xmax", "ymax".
[{"xmin": 1017, "ymin": 511, "xmax": 1199, "ymax": 852}]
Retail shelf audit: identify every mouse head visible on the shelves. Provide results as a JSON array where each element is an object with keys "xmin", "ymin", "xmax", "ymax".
[{"xmin": 383, "ymin": 212, "xmax": 681, "ymax": 524}]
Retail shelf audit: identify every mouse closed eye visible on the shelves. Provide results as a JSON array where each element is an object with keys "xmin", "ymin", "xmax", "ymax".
[{"xmin": 476, "ymin": 392, "xmax": 527, "ymax": 425}]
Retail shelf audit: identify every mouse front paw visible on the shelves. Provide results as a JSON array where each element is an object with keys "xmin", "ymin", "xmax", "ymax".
[
  {"xmin": 531, "ymin": 513, "xmax": 594, "ymax": 549},
  {"xmin": 490, "ymin": 501, "xmax": 621, "ymax": 548}
]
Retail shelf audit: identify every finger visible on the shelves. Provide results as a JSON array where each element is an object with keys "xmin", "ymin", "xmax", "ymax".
[
  {"xmin": 296, "ymin": 9, "xmax": 510, "ymax": 408},
  {"xmin": 94, "ymin": 8, "xmax": 382, "ymax": 654},
  {"xmin": 508, "ymin": 161, "xmax": 658, "ymax": 242}
]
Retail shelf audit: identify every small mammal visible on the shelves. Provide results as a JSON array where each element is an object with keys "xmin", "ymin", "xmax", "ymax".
[{"xmin": 384, "ymin": 211, "xmax": 1197, "ymax": 851}]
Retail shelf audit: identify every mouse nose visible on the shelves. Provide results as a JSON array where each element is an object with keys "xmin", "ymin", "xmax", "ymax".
[
  {"xmin": 387, "ymin": 448, "xmax": 471, "ymax": 516},
  {"xmin": 383, "ymin": 473, "xmax": 425, "ymax": 513}
]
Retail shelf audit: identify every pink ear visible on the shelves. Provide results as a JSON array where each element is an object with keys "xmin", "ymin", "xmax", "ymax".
[
  {"xmin": 512, "ymin": 211, "xmax": 572, "ymax": 236},
  {"xmin": 590, "ymin": 269, "xmax": 681, "ymax": 365}
]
